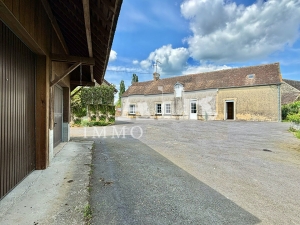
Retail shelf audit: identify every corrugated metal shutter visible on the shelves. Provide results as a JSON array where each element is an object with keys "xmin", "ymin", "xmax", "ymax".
[{"xmin": 0, "ymin": 20, "xmax": 36, "ymax": 199}]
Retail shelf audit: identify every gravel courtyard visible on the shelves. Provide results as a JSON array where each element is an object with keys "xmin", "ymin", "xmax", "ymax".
[{"xmin": 71, "ymin": 119, "xmax": 300, "ymax": 224}]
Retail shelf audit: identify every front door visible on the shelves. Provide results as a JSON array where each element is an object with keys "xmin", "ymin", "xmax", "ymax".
[
  {"xmin": 190, "ymin": 100, "xmax": 197, "ymax": 120},
  {"xmin": 226, "ymin": 101, "xmax": 235, "ymax": 120},
  {"xmin": 54, "ymin": 85, "xmax": 63, "ymax": 147}
]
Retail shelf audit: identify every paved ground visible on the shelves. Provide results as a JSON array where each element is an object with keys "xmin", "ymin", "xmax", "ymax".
[
  {"xmin": 0, "ymin": 141, "xmax": 93, "ymax": 225},
  {"xmin": 71, "ymin": 119, "xmax": 300, "ymax": 225}
]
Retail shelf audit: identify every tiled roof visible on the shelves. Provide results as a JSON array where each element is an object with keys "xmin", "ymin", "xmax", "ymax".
[
  {"xmin": 282, "ymin": 92, "xmax": 300, "ymax": 105},
  {"xmin": 122, "ymin": 63, "xmax": 282, "ymax": 97},
  {"xmin": 283, "ymin": 79, "xmax": 300, "ymax": 91}
]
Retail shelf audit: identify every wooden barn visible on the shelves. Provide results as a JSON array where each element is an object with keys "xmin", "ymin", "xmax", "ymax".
[{"xmin": 0, "ymin": 0, "xmax": 122, "ymax": 199}]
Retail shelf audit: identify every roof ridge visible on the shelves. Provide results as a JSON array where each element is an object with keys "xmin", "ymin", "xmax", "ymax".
[
  {"xmin": 180, "ymin": 62, "xmax": 280, "ymax": 77},
  {"xmin": 135, "ymin": 62, "xmax": 280, "ymax": 83},
  {"xmin": 122, "ymin": 63, "xmax": 281, "ymax": 97},
  {"xmin": 283, "ymin": 78, "xmax": 300, "ymax": 82}
]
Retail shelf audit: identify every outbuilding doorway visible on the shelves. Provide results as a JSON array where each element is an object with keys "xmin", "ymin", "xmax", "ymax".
[
  {"xmin": 54, "ymin": 85, "xmax": 63, "ymax": 147},
  {"xmin": 225, "ymin": 101, "xmax": 235, "ymax": 120}
]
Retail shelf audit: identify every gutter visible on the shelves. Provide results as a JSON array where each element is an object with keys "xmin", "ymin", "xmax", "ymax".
[{"xmin": 278, "ymin": 84, "xmax": 281, "ymax": 122}]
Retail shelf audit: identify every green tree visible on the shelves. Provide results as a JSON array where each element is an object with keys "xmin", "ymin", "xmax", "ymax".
[
  {"xmin": 119, "ymin": 80, "xmax": 125, "ymax": 98},
  {"xmin": 131, "ymin": 74, "xmax": 138, "ymax": 84}
]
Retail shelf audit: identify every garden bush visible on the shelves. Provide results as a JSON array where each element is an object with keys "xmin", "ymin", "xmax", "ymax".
[{"xmin": 282, "ymin": 101, "xmax": 300, "ymax": 120}]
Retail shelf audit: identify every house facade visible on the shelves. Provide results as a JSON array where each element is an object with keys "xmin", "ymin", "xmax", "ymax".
[
  {"xmin": 122, "ymin": 63, "xmax": 282, "ymax": 121},
  {"xmin": 0, "ymin": 0, "xmax": 122, "ymax": 199}
]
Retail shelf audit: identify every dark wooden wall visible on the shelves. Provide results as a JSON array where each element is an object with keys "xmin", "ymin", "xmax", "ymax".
[{"xmin": 0, "ymin": 0, "xmax": 71, "ymax": 170}]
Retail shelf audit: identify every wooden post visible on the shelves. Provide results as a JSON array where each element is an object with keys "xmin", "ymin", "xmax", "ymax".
[{"xmin": 35, "ymin": 55, "xmax": 50, "ymax": 169}]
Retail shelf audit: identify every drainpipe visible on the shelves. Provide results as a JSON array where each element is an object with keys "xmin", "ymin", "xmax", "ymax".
[{"xmin": 278, "ymin": 84, "xmax": 281, "ymax": 122}]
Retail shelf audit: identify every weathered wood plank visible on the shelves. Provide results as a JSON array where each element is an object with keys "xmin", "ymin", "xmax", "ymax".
[
  {"xmin": 70, "ymin": 80, "xmax": 95, "ymax": 86},
  {"xmin": 50, "ymin": 54, "xmax": 95, "ymax": 65},
  {"xmin": 0, "ymin": 1, "xmax": 45, "ymax": 54},
  {"xmin": 36, "ymin": 55, "xmax": 49, "ymax": 169},
  {"xmin": 50, "ymin": 62, "xmax": 81, "ymax": 87},
  {"xmin": 82, "ymin": 0, "xmax": 94, "ymax": 81},
  {"xmin": 12, "ymin": 0, "xmax": 20, "ymax": 20},
  {"xmin": 41, "ymin": 0, "xmax": 69, "ymax": 54}
]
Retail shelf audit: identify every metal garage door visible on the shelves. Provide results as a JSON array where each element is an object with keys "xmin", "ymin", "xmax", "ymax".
[
  {"xmin": 54, "ymin": 85, "xmax": 63, "ymax": 147},
  {"xmin": 0, "ymin": 21, "xmax": 36, "ymax": 199}
]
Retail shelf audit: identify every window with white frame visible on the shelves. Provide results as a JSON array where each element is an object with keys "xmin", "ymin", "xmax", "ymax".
[
  {"xmin": 165, "ymin": 103, "xmax": 171, "ymax": 114},
  {"xmin": 129, "ymin": 104, "xmax": 136, "ymax": 114},
  {"xmin": 156, "ymin": 103, "xmax": 162, "ymax": 114},
  {"xmin": 174, "ymin": 82, "xmax": 183, "ymax": 97}
]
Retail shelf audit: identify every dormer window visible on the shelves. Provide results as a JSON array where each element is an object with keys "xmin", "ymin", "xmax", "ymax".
[
  {"xmin": 247, "ymin": 74, "xmax": 255, "ymax": 79},
  {"xmin": 174, "ymin": 82, "xmax": 183, "ymax": 97}
]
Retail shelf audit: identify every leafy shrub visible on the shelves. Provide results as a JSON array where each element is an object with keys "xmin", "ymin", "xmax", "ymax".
[
  {"xmin": 287, "ymin": 114, "xmax": 300, "ymax": 124},
  {"xmin": 73, "ymin": 118, "xmax": 81, "ymax": 125},
  {"xmin": 99, "ymin": 115, "xmax": 106, "ymax": 121},
  {"xmin": 282, "ymin": 101, "xmax": 300, "ymax": 120},
  {"xmin": 93, "ymin": 121, "xmax": 109, "ymax": 126},
  {"xmin": 108, "ymin": 116, "xmax": 115, "ymax": 123},
  {"xmin": 282, "ymin": 105, "xmax": 289, "ymax": 120}
]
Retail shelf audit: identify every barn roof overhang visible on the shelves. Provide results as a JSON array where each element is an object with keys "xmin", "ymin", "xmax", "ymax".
[{"xmin": 43, "ymin": 0, "xmax": 122, "ymax": 90}]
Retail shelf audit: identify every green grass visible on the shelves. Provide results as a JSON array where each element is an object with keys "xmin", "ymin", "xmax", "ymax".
[
  {"xmin": 289, "ymin": 127, "xmax": 300, "ymax": 139},
  {"xmin": 85, "ymin": 143, "xmax": 96, "ymax": 224},
  {"xmin": 83, "ymin": 204, "xmax": 92, "ymax": 223}
]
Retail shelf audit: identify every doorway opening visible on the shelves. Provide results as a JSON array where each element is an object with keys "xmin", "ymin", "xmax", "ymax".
[
  {"xmin": 190, "ymin": 100, "xmax": 197, "ymax": 120},
  {"xmin": 226, "ymin": 101, "xmax": 235, "ymax": 120}
]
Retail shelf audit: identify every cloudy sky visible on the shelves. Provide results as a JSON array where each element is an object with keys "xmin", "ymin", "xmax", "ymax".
[{"xmin": 105, "ymin": 0, "xmax": 300, "ymax": 91}]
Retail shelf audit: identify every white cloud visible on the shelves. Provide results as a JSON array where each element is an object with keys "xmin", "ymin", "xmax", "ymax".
[
  {"xmin": 109, "ymin": 50, "xmax": 117, "ymax": 62},
  {"xmin": 181, "ymin": 0, "xmax": 300, "ymax": 63},
  {"xmin": 140, "ymin": 44, "xmax": 189, "ymax": 74},
  {"xmin": 107, "ymin": 65, "xmax": 146, "ymax": 74},
  {"xmin": 183, "ymin": 63, "xmax": 232, "ymax": 74},
  {"xmin": 132, "ymin": 60, "xmax": 139, "ymax": 65}
]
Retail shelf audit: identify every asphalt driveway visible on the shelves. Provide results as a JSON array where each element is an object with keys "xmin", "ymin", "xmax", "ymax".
[{"xmin": 71, "ymin": 119, "xmax": 300, "ymax": 225}]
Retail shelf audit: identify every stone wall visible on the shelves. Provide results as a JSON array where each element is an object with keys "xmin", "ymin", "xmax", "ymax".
[
  {"xmin": 121, "ymin": 89, "xmax": 218, "ymax": 120},
  {"xmin": 216, "ymin": 85, "xmax": 280, "ymax": 121}
]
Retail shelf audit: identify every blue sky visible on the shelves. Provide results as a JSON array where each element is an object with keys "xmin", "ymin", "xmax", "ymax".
[{"xmin": 105, "ymin": 0, "xmax": 300, "ymax": 91}]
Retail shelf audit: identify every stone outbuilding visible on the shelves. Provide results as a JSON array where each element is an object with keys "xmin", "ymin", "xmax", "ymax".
[
  {"xmin": 281, "ymin": 79, "xmax": 300, "ymax": 105},
  {"xmin": 122, "ymin": 63, "xmax": 282, "ymax": 121}
]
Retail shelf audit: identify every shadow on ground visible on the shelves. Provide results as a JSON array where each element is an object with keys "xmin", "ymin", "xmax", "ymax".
[{"xmin": 86, "ymin": 135, "xmax": 260, "ymax": 225}]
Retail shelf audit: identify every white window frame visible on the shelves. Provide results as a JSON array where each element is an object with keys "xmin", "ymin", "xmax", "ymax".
[
  {"xmin": 129, "ymin": 104, "xmax": 136, "ymax": 114},
  {"xmin": 165, "ymin": 103, "xmax": 171, "ymax": 114},
  {"xmin": 174, "ymin": 82, "xmax": 183, "ymax": 98},
  {"xmin": 156, "ymin": 103, "xmax": 162, "ymax": 114}
]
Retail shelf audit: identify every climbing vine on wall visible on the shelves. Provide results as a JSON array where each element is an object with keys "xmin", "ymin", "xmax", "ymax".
[
  {"xmin": 71, "ymin": 84, "xmax": 116, "ymax": 126},
  {"xmin": 81, "ymin": 85, "xmax": 115, "ymax": 106}
]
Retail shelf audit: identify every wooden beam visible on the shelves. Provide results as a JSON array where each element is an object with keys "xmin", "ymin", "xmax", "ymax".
[
  {"xmin": 50, "ymin": 62, "xmax": 81, "ymax": 87},
  {"xmin": 91, "ymin": 1, "xmax": 113, "ymax": 27},
  {"xmin": 36, "ymin": 55, "xmax": 49, "ymax": 169},
  {"xmin": 0, "ymin": 1, "xmax": 45, "ymax": 55},
  {"xmin": 82, "ymin": 0, "xmax": 94, "ymax": 81},
  {"xmin": 103, "ymin": 0, "xmax": 119, "ymax": 79},
  {"xmin": 41, "ymin": 0, "xmax": 69, "ymax": 54},
  {"xmin": 70, "ymin": 80, "xmax": 95, "ymax": 86},
  {"xmin": 100, "ymin": 0, "xmax": 116, "ymax": 13},
  {"xmin": 83, "ymin": 0, "xmax": 93, "ymax": 57},
  {"xmin": 50, "ymin": 54, "xmax": 95, "ymax": 65},
  {"xmin": 71, "ymin": 87, "xmax": 82, "ymax": 98}
]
